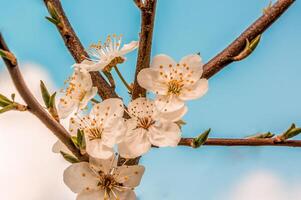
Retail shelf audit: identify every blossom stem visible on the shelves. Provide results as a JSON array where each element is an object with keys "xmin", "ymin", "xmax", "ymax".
[{"xmin": 113, "ymin": 66, "xmax": 132, "ymax": 92}]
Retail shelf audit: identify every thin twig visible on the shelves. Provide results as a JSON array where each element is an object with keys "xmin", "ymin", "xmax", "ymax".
[
  {"xmin": 0, "ymin": 33, "xmax": 88, "ymax": 162},
  {"xmin": 43, "ymin": 0, "xmax": 118, "ymax": 100},
  {"xmin": 179, "ymin": 137, "xmax": 301, "ymax": 147},
  {"xmin": 131, "ymin": 0, "xmax": 157, "ymax": 99},
  {"xmin": 202, "ymin": 0, "xmax": 295, "ymax": 79}
]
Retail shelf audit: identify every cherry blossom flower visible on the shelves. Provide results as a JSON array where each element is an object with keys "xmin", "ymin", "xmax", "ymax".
[
  {"xmin": 118, "ymin": 97, "xmax": 182, "ymax": 158},
  {"xmin": 137, "ymin": 54, "xmax": 208, "ymax": 113},
  {"xmin": 77, "ymin": 34, "xmax": 138, "ymax": 72},
  {"xmin": 58, "ymin": 69, "xmax": 97, "ymax": 119},
  {"xmin": 70, "ymin": 98, "xmax": 126, "ymax": 159},
  {"xmin": 64, "ymin": 155, "xmax": 145, "ymax": 200}
]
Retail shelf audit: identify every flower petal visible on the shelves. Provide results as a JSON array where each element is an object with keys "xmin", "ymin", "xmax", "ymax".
[
  {"xmin": 137, "ymin": 68, "xmax": 168, "ymax": 95},
  {"xmin": 52, "ymin": 140, "xmax": 71, "ymax": 154},
  {"xmin": 85, "ymin": 138, "xmax": 114, "ymax": 159},
  {"xmin": 118, "ymin": 127, "xmax": 151, "ymax": 158},
  {"xmin": 102, "ymin": 118, "xmax": 127, "ymax": 147},
  {"xmin": 58, "ymin": 97, "xmax": 77, "ymax": 119},
  {"xmin": 89, "ymin": 156, "xmax": 117, "ymax": 174},
  {"xmin": 148, "ymin": 122, "xmax": 181, "ymax": 147},
  {"xmin": 114, "ymin": 165, "xmax": 145, "ymax": 188},
  {"xmin": 179, "ymin": 54, "xmax": 203, "ymax": 69},
  {"xmin": 179, "ymin": 78, "xmax": 208, "ymax": 101},
  {"xmin": 63, "ymin": 162, "xmax": 99, "ymax": 193},
  {"xmin": 90, "ymin": 98, "xmax": 124, "ymax": 123},
  {"xmin": 77, "ymin": 190, "xmax": 105, "ymax": 200},
  {"xmin": 112, "ymin": 189, "xmax": 136, "ymax": 200},
  {"xmin": 157, "ymin": 105, "xmax": 188, "ymax": 122},
  {"xmin": 78, "ymin": 87, "xmax": 98, "ymax": 110},
  {"xmin": 119, "ymin": 41, "xmax": 139, "ymax": 55},
  {"xmin": 155, "ymin": 95, "xmax": 185, "ymax": 113},
  {"xmin": 151, "ymin": 54, "xmax": 177, "ymax": 70}
]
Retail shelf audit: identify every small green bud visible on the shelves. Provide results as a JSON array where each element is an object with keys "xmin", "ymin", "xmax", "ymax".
[
  {"xmin": 77, "ymin": 129, "xmax": 86, "ymax": 149},
  {"xmin": 40, "ymin": 80, "xmax": 51, "ymax": 108},
  {"xmin": 60, "ymin": 151, "xmax": 79, "ymax": 163},
  {"xmin": 71, "ymin": 136, "xmax": 80, "ymax": 149},
  {"xmin": 192, "ymin": 128, "xmax": 211, "ymax": 148}
]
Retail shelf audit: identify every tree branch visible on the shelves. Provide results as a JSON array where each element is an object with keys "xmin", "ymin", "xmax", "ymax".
[
  {"xmin": 179, "ymin": 137, "xmax": 301, "ymax": 148},
  {"xmin": 43, "ymin": 0, "xmax": 118, "ymax": 100},
  {"xmin": 0, "ymin": 33, "xmax": 88, "ymax": 162},
  {"xmin": 131, "ymin": 0, "xmax": 157, "ymax": 99},
  {"xmin": 202, "ymin": 0, "xmax": 295, "ymax": 79}
]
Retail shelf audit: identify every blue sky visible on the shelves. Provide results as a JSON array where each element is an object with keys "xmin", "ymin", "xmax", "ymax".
[{"xmin": 1, "ymin": 0, "xmax": 301, "ymax": 199}]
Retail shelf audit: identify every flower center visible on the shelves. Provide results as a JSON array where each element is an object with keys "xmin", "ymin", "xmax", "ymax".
[
  {"xmin": 167, "ymin": 80, "xmax": 183, "ymax": 95},
  {"xmin": 86, "ymin": 126, "xmax": 103, "ymax": 141},
  {"xmin": 137, "ymin": 117, "xmax": 155, "ymax": 130}
]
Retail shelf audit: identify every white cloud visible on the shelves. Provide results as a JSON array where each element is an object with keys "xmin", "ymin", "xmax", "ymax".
[
  {"xmin": 227, "ymin": 170, "xmax": 301, "ymax": 200},
  {"xmin": 0, "ymin": 63, "xmax": 75, "ymax": 200}
]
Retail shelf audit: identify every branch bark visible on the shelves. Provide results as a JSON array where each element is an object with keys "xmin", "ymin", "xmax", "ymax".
[
  {"xmin": 179, "ymin": 137, "xmax": 301, "ymax": 147},
  {"xmin": 43, "ymin": 0, "xmax": 118, "ymax": 100},
  {"xmin": 202, "ymin": 0, "xmax": 295, "ymax": 79},
  {"xmin": 0, "ymin": 33, "xmax": 88, "ymax": 162},
  {"xmin": 131, "ymin": 0, "xmax": 157, "ymax": 99}
]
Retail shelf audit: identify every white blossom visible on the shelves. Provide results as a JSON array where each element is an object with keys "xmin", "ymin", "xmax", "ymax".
[
  {"xmin": 77, "ymin": 34, "xmax": 138, "ymax": 72},
  {"xmin": 118, "ymin": 97, "xmax": 182, "ymax": 158},
  {"xmin": 70, "ymin": 98, "xmax": 126, "ymax": 159},
  {"xmin": 137, "ymin": 54, "xmax": 208, "ymax": 113},
  {"xmin": 58, "ymin": 68, "xmax": 97, "ymax": 119},
  {"xmin": 64, "ymin": 156, "xmax": 145, "ymax": 200}
]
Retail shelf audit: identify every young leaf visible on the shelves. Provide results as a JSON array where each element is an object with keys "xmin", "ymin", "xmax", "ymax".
[
  {"xmin": 71, "ymin": 136, "xmax": 80, "ymax": 149},
  {"xmin": 40, "ymin": 80, "xmax": 51, "ymax": 108},
  {"xmin": 246, "ymin": 132, "xmax": 275, "ymax": 139},
  {"xmin": 60, "ymin": 151, "xmax": 79, "ymax": 163},
  {"xmin": 0, "ymin": 104, "xmax": 16, "ymax": 114}
]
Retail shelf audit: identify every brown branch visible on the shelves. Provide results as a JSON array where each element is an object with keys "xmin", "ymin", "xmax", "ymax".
[
  {"xmin": 202, "ymin": 0, "xmax": 295, "ymax": 79},
  {"xmin": 43, "ymin": 0, "xmax": 118, "ymax": 100},
  {"xmin": 131, "ymin": 0, "xmax": 157, "ymax": 99},
  {"xmin": 179, "ymin": 137, "xmax": 301, "ymax": 147},
  {"xmin": 0, "ymin": 33, "xmax": 88, "ymax": 162}
]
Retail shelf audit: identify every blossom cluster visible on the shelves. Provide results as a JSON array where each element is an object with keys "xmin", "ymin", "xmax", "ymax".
[{"xmin": 54, "ymin": 35, "xmax": 208, "ymax": 200}]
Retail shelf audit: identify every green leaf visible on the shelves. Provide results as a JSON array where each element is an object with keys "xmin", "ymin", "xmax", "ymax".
[
  {"xmin": 0, "ymin": 104, "xmax": 16, "ymax": 114},
  {"xmin": 192, "ymin": 129, "xmax": 211, "ymax": 148},
  {"xmin": 11, "ymin": 93, "xmax": 15, "ymax": 102},
  {"xmin": 47, "ymin": 1, "xmax": 60, "ymax": 21},
  {"xmin": 40, "ymin": 80, "xmax": 51, "ymax": 108},
  {"xmin": 45, "ymin": 16, "xmax": 59, "ymax": 25},
  {"xmin": 77, "ymin": 129, "xmax": 86, "ymax": 149},
  {"xmin": 0, "ymin": 93, "xmax": 12, "ymax": 106},
  {"xmin": 71, "ymin": 136, "xmax": 80, "ymax": 149},
  {"xmin": 60, "ymin": 151, "xmax": 79, "ymax": 163},
  {"xmin": 49, "ymin": 92, "xmax": 57, "ymax": 108},
  {"xmin": 246, "ymin": 132, "xmax": 275, "ymax": 139}
]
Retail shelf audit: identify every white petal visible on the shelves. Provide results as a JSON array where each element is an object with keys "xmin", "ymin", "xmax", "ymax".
[
  {"xmin": 89, "ymin": 156, "xmax": 117, "ymax": 174},
  {"xmin": 52, "ymin": 140, "xmax": 71, "ymax": 154},
  {"xmin": 85, "ymin": 138, "xmax": 114, "ymax": 159},
  {"xmin": 179, "ymin": 78, "xmax": 208, "ymax": 101},
  {"xmin": 78, "ymin": 87, "xmax": 98, "ymax": 110},
  {"xmin": 63, "ymin": 162, "xmax": 99, "ymax": 193},
  {"xmin": 114, "ymin": 165, "xmax": 145, "ymax": 188},
  {"xmin": 90, "ymin": 98, "xmax": 124, "ymax": 122},
  {"xmin": 58, "ymin": 97, "xmax": 77, "ymax": 119},
  {"xmin": 155, "ymin": 95, "xmax": 185, "ymax": 113},
  {"xmin": 157, "ymin": 105, "xmax": 188, "ymax": 122},
  {"xmin": 119, "ymin": 41, "xmax": 139, "ymax": 55},
  {"xmin": 179, "ymin": 54, "xmax": 203, "ymax": 69},
  {"xmin": 151, "ymin": 54, "xmax": 177, "ymax": 70},
  {"xmin": 112, "ymin": 189, "xmax": 136, "ymax": 200},
  {"xmin": 148, "ymin": 122, "xmax": 181, "ymax": 147},
  {"xmin": 77, "ymin": 190, "xmax": 105, "ymax": 200},
  {"xmin": 69, "ymin": 117, "xmax": 82, "ymax": 136},
  {"xmin": 127, "ymin": 98, "xmax": 156, "ymax": 119},
  {"xmin": 118, "ymin": 128, "xmax": 151, "ymax": 158},
  {"xmin": 102, "ymin": 118, "xmax": 127, "ymax": 147},
  {"xmin": 137, "ymin": 68, "xmax": 168, "ymax": 95}
]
